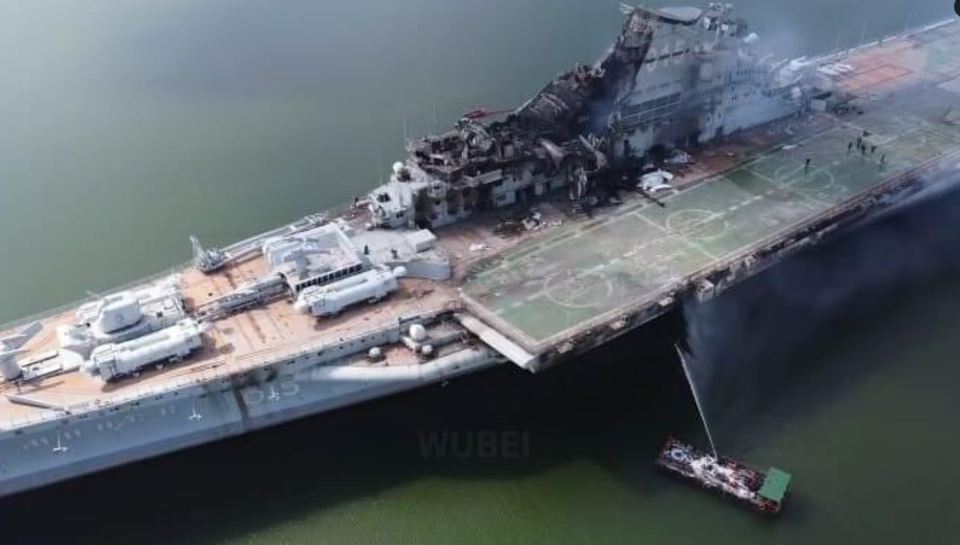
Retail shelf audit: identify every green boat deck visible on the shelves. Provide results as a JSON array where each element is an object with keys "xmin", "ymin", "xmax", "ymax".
[
  {"xmin": 758, "ymin": 467, "xmax": 792, "ymax": 504},
  {"xmin": 462, "ymin": 22, "xmax": 960, "ymax": 352}
]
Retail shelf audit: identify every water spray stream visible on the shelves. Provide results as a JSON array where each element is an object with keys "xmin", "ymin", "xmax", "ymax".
[{"xmin": 675, "ymin": 344, "xmax": 718, "ymax": 459}]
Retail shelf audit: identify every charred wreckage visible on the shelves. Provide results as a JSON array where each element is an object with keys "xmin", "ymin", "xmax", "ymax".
[{"xmin": 367, "ymin": 4, "xmax": 820, "ymax": 229}]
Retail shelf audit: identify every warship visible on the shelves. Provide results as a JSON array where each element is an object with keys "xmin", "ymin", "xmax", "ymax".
[{"xmin": 2, "ymin": 4, "xmax": 959, "ymax": 498}]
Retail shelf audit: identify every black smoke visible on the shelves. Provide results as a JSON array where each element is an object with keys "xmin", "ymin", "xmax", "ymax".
[{"xmin": 682, "ymin": 168, "xmax": 960, "ymax": 431}]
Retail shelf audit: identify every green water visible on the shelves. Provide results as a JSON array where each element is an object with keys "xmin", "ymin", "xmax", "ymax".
[{"xmin": 1, "ymin": 1, "xmax": 959, "ymax": 543}]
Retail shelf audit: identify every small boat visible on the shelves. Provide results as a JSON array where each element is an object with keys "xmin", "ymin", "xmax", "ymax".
[{"xmin": 656, "ymin": 438, "xmax": 791, "ymax": 514}]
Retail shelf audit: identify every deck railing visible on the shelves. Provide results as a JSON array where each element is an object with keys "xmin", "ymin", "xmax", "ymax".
[{"xmin": 1, "ymin": 307, "xmax": 452, "ymax": 431}]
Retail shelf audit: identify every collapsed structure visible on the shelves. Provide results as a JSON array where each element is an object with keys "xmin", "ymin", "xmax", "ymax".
[{"xmin": 367, "ymin": 3, "xmax": 819, "ymax": 228}]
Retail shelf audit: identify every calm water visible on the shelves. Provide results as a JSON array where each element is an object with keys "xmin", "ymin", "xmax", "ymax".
[{"xmin": 1, "ymin": 1, "xmax": 959, "ymax": 543}]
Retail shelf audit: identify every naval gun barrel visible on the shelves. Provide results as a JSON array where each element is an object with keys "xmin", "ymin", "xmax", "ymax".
[{"xmin": 195, "ymin": 274, "xmax": 287, "ymax": 321}]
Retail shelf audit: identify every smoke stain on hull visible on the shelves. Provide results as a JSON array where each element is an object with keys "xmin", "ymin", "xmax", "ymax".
[{"xmin": 684, "ymin": 171, "xmax": 960, "ymax": 442}]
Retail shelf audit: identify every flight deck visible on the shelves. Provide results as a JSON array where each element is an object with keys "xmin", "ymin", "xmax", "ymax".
[{"xmin": 461, "ymin": 22, "xmax": 960, "ymax": 352}]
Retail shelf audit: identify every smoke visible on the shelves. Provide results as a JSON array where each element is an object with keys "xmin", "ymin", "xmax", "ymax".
[{"xmin": 682, "ymin": 168, "xmax": 960, "ymax": 424}]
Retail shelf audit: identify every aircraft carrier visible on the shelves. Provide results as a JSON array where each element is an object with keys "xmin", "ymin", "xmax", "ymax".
[{"xmin": 1, "ymin": 4, "xmax": 958, "ymax": 498}]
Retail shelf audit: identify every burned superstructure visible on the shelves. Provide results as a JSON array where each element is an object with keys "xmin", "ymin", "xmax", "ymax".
[
  {"xmin": 367, "ymin": 3, "xmax": 818, "ymax": 229},
  {"xmin": 611, "ymin": 5, "xmax": 815, "ymax": 154}
]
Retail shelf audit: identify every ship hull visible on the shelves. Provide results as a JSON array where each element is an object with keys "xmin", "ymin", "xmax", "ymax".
[
  {"xmin": 0, "ymin": 347, "xmax": 499, "ymax": 497},
  {"xmin": 0, "ymin": 16, "xmax": 958, "ymax": 500}
]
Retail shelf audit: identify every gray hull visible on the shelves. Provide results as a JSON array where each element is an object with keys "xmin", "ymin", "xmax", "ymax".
[{"xmin": 0, "ymin": 347, "xmax": 499, "ymax": 497}]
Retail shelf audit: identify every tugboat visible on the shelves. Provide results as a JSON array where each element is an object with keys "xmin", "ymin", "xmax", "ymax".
[{"xmin": 656, "ymin": 438, "xmax": 791, "ymax": 514}]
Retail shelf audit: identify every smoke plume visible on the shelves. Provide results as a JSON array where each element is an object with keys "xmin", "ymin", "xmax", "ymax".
[{"xmin": 682, "ymin": 168, "xmax": 960, "ymax": 426}]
